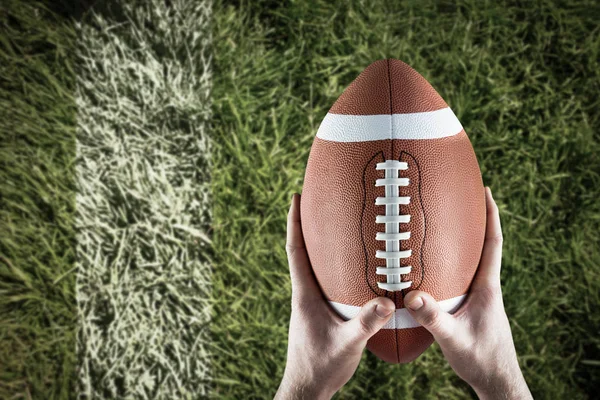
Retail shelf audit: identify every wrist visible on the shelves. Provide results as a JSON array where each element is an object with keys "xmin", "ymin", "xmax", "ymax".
[
  {"xmin": 472, "ymin": 365, "xmax": 532, "ymax": 400},
  {"xmin": 275, "ymin": 369, "xmax": 334, "ymax": 400}
]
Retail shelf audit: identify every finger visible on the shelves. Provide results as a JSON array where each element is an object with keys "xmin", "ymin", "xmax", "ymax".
[
  {"xmin": 472, "ymin": 187, "xmax": 503, "ymax": 290},
  {"xmin": 342, "ymin": 297, "xmax": 395, "ymax": 346},
  {"xmin": 286, "ymin": 193, "xmax": 322, "ymax": 302},
  {"xmin": 405, "ymin": 291, "xmax": 457, "ymax": 345}
]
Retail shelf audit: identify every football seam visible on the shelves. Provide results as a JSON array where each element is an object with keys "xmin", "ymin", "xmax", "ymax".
[
  {"xmin": 360, "ymin": 60, "xmax": 432, "ymax": 363},
  {"xmin": 387, "ymin": 60, "xmax": 402, "ymax": 307},
  {"xmin": 388, "ymin": 59, "xmax": 401, "ymax": 364}
]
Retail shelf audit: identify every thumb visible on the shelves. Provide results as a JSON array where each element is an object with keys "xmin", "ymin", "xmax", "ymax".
[
  {"xmin": 343, "ymin": 297, "xmax": 395, "ymax": 345},
  {"xmin": 404, "ymin": 291, "xmax": 457, "ymax": 344}
]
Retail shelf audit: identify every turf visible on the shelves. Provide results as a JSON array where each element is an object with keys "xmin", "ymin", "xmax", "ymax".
[
  {"xmin": 1, "ymin": 0, "xmax": 599, "ymax": 399},
  {"xmin": 0, "ymin": 2, "xmax": 77, "ymax": 398},
  {"xmin": 210, "ymin": 0, "xmax": 600, "ymax": 398}
]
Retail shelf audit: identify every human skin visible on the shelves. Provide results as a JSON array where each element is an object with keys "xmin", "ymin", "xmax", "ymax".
[{"xmin": 275, "ymin": 188, "xmax": 532, "ymax": 400}]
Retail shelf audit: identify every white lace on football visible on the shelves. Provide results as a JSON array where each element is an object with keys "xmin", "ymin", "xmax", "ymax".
[{"xmin": 375, "ymin": 160, "xmax": 412, "ymax": 291}]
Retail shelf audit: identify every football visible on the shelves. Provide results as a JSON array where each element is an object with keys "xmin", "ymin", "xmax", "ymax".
[{"xmin": 301, "ymin": 59, "xmax": 486, "ymax": 363}]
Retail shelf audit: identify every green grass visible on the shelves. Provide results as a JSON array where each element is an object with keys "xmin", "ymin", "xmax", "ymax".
[
  {"xmin": 1, "ymin": 0, "xmax": 599, "ymax": 398},
  {"xmin": 0, "ymin": 2, "xmax": 77, "ymax": 398},
  {"xmin": 211, "ymin": 0, "xmax": 600, "ymax": 398}
]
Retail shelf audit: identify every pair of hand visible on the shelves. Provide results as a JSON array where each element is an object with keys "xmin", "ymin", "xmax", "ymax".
[{"xmin": 276, "ymin": 188, "xmax": 532, "ymax": 400}]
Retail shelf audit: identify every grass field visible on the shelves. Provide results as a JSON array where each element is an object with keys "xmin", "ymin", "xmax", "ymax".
[
  {"xmin": 211, "ymin": 0, "xmax": 599, "ymax": 398},
  {"xmin": 0, "ymin": 0, "xmax": 599, "ymax": 399}
]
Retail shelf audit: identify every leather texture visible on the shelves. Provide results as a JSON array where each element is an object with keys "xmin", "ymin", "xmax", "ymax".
[
  {"xmin": 301, "ymin": 59, "xmax": 486, "ymax": 363},
  {"xmin": 329, "ymin": 59, "xmax": 448, "ymax": 115}
]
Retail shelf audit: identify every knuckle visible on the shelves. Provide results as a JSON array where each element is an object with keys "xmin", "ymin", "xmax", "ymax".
[
  {"xmin": 487, "ymin": 199, "xmax": 499, "ymax": 214},
  {"xmin": 487, "ymin": 233, "xmax": 503, "ymax": 246},
  {"xmin": 358, "ymin": 313, "xmax": 375, "ymax": 335},
  {"xmin": 421, "ymin": 310, "xmax": 441, "ymax": 329},
  {"xmin": 285, "ymin": 244, "xmax": 297, "ymax": 257}
]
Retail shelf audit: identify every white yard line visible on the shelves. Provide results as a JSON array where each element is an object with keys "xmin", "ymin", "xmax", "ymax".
[{"xmin": 75, "ymin": 1, "xmax": 212, "ymax": 398}]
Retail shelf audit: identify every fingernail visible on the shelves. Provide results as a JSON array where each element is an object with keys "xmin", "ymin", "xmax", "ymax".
[
  {"xmin": 407, "ymin": 296, "xmax": 424, "ymax": 311},
  {"xmin": 375, "ymin": 304, "xmax": 394, "ymax": 318}
]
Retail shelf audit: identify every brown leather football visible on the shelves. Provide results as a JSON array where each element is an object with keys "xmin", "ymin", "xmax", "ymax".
[{"xmin": 301, "ymin": 59, "xmax": 486, "ymax": 363}]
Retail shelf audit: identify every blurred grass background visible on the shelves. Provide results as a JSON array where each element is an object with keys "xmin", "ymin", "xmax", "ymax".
[
  {"xmin": 211, "ymin": 0, "xmax": 599, "ymax": 399},
  {"xmin": 1, "ymin": 0, "xmax": 599, "ymax": 398}
]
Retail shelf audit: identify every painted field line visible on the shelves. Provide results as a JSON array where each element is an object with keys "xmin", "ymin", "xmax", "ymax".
[{"xmin": 76, "ymin": 1, "xmax": 212, "ymax": 398}]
